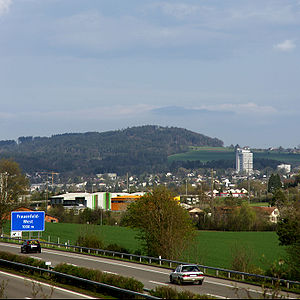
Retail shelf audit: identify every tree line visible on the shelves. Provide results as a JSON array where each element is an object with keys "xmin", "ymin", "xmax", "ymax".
[{"xmin": 0, "ymin": 125, "xmax": 223, "ymax": 177}]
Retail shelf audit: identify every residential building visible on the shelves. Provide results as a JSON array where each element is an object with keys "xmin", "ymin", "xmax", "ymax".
[{"xmin": 277, "ymin": 164, "xmax": 291, "ymax": 173}]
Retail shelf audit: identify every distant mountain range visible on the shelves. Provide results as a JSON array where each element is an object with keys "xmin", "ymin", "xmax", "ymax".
[{"xmin": 0, "ymin": 125, "xmax": 223, "ymax": 176}]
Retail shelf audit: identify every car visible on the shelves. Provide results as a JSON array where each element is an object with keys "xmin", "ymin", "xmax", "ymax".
[
  {"xmin": 169, "ymin": 264, "xmax": 204, "ymax": 285},
  {"xmin": 21, "ymin": 239, "xmax": 41, "ymax": 253}
]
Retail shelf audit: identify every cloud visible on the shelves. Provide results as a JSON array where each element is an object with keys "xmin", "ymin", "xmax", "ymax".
[
  {"xmin": 202, "ymin": 102, "xmax": 277, "ymax": 115},
  {"xmin": 0, "ymin": 104, "xmax": 155, "ymax": 121},
  {"xmin": 151, "ymin": 106, "xmax": 233, "ymax": 117},
  {"xmin": 0, "ymin": 0, "xmax": 12, "ymax": 16},
  {"xmin": 151, "ymin": 2, "xmax": 200, "ymax": 19},
  {"xmin": 151, "ymin": 103, "xmax": 277, "ymax": 117},
  {"xmin": 273, "ymin": 39, "xmax": 296, "ymax": 52}
]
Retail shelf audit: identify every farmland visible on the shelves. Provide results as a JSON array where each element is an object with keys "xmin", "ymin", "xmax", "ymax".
[
  {"xmin": 168, "ymin": 146, "xmax": 300, "ymax": 165},
  {"xmin": 6, "ymin": 223, "xmax": 285, "ymax": 272}
]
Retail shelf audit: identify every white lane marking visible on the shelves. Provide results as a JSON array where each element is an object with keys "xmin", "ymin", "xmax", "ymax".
[
  {"xmin": 30, "ymin": 256, "xmax": 42, "ymax": 260},
  {"xmin": 0, "ymin": 243, "xmax": 21, "ymax": 249},
  {"xmin": 149, "ymin": 280, "xmax": 169, "ymax": 286},
  {"xmin": 205, "ymin": 279, "xmax": 234, "ymax": 288},
  {"xmin": 206, "ymin": 293, "xmax": 227, "ymax": 299},
  {"xmin": 67, "ymin": 263, "xmax": 78, "ymax": 267},
  {"xmin": 42, "ymin": 248, "xmax": 169, "ymax": 275},
  {"xmin": 0, "ymin": 270, "xmax": 94, "ymax": 299},
  {"xmin": 103, "ymin": 271, "xmax": 118, "ymax": 275}
]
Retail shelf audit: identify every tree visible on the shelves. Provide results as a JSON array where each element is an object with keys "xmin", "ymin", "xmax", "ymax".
[
  {"xmin": 276, "ymin": 201, "xmax": 300, "ymax": 280},
  {"xmin": 228, "ymin": 203, "xmax": 257, "ymax": 231},
  {"xmin": 267, "ymin": 174, "xmax": 282, "ymax": 194},
  {"xmin": 124, "ymin": 186, "xmax": 196, "ymax": 260},
  {"xmin": 0, "ymin": 159, "xmax": 29, "ymax": 231},
  {"xmin": 270, "ymin": 189, "xmax": 287, "ymax": 208},
  {"xmin": 276, "ymin": 202, "xmax": 300, "ymax": 246}
]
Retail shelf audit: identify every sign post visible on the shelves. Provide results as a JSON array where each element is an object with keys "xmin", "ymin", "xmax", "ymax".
[{"xmin": 11, "ymin": 211, "xmax": 45, "ymax": 233}]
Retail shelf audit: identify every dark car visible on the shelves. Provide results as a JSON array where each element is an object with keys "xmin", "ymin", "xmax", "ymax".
[{"xmin": 21, "ymin": 239, "xmax": 41, "ymax": 253}]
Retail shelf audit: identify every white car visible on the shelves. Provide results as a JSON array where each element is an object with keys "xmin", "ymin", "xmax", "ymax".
[{"xmin": 169, "ymin": 264, "xmax": 204, "ymax": 285}]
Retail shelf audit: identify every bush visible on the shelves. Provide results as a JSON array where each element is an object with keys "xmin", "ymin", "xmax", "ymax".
[
  {"xmin": 150, "ymin": 286, "xmax": 214, "ymax": 299},
  {"xmin": 76, "ymin": 234, "xmax": 104, "ymax": 249},
  {"xmin": 0, "ymin": 251, "xmax": 46, "ymax": 269},
  {"xmin": 230, "ymin": 243, "xmax": 257, "ymax": 274},
  {"xmin": 54, "ymin": 263, "xmax": 144, "ymax": 292},
  {"xmin": 105, "ymin": 243, "xmax": 130, "ymax": 254}
]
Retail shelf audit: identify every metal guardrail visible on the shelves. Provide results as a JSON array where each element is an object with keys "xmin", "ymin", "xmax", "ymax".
[
  {"xmin": 0, "ymin": 258, "xmax": 160, "ymax": 299},
  {"xmin": 1, "ymin": 236, "xmax": 300, "ymax": 290}
]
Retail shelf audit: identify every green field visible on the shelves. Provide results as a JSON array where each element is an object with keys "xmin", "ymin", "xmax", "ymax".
[
  {"xmin": 4, "ymin": 223, "xmax": 285, "ymax": 271},
  {"xmin": 168, "ymin": 147, "xmax": 300, "ymax": 164}
]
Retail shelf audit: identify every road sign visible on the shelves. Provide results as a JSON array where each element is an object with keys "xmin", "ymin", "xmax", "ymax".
[
  {"xmin": 11, "ymin": 211, "xmax": 45, "ymax": 232},
  {"xmin": 11, "ymin": 231, "xmax": 22, "ymax": 238}
]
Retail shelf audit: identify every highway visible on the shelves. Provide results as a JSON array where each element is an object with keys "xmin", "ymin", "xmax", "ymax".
[
  {"xmin": 0, "ymin": 269, "xmax": 93, "ymax": 299},
  {"xmin": 0, "ymin": 242, "xmax": 298, "ymax": 299}
]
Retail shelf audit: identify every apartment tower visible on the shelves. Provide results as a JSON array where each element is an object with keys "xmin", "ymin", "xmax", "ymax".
[{"xmin": 236, "ymin": 147, "xmax": 253, "ymax": 174}]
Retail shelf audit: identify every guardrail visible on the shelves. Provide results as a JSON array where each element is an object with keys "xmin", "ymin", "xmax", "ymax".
[
  {"xmin": 1, "ymin": 236, "xmax": 300, "ymax": 290},
  {"xmin": 0, "ymin": 258, "xmax": 160, "ymax": 299}
]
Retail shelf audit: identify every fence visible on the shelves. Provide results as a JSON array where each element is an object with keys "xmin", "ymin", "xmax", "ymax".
[
  {"xmin": 1, "ymin": 236, "xmax": 300, "ymax": 290},
  {"xmin": 0, "ymin": 258, "xmax": 160, "ymax": 299}
]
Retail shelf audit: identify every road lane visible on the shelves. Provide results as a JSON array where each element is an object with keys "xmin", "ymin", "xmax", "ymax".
[
  {"xmin": 0, "ymin": 242, "xmax": 297, "ymax": 299},
  {"xmin": 0, "ymin": 270, "xmax": 94, "ymax": 299}
]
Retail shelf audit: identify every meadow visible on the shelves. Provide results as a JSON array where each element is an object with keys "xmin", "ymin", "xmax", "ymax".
[
  {"xmin": 5, "ymin": 223, "xmax": 285, "ymax": 272},
  {"xmin": 168, "ymin": 147, "xmax": 300, "ymax": 164}
]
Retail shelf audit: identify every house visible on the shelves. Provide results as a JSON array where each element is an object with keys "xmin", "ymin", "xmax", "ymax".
[
  {"xmin": 189, "ymin": 207, "xmax": 203, "ymax": 218},
  {"xmin": 252, "ymin": 207, "xmax": 280, "ymax": 223}
]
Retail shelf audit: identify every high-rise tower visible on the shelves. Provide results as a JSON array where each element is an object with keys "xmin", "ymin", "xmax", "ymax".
[{"xmin": 236, "ymin": 147, "xmax": 253, "ymax": 174}]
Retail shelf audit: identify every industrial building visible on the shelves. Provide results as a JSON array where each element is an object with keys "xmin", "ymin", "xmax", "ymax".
[
  {"xmin": 49, "ymin": 192, "xmax": 144, "ymax": 211},
  {"xmin": 236, "ymin": 147, "xmax": 253, "ymax": 174}
]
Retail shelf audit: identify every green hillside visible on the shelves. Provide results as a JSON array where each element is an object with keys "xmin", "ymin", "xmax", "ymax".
[
  {"xmin": 0, "ymin": 126, "xmax": 223, "ymax": 176},
  {"xmin": 168, "ymin": 147, "xmax": 235, "ymax": 162},
  {"xmin": 168, "ymin": 147, "xmax": 300, "ymax": 166}
]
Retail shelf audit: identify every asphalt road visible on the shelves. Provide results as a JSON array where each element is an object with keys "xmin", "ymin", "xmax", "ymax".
[
  {"xmin": 0, "ymin": 269, "xmax": 93, "ymax": 299},
  {"xmin": 0, "ymin": 242, "xmax": 298, "ymax": 299}
]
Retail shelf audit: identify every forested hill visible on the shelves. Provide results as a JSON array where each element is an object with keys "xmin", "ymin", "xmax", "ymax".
[{"xmin": 0, "ymin": 126, "xmax": 223, "ymax": 176}]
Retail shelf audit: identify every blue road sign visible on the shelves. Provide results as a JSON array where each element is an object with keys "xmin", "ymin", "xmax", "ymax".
[{"xmin": 11, "ymin": 211, "xmax": 45, "ymax": 232}]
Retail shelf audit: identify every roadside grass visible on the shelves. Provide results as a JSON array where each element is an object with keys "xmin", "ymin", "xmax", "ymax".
[
  {"xmin": 168, "ymin": 147, "xmax": 300, "ymax": 164},
  {"xmin": 3, "ymin": 223, "xmax": 284, "ymax": 272}
]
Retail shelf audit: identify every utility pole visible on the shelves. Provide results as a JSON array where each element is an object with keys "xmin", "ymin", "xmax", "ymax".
[
  {"xmin": 126, "ymin": 172, "xmax": 129, "ymax": 193},
  {"xmin": 247, "ymin": 175, "xmax": 250, "ymax": 204},
  {"xmin": 185, "ymin": 179, "xmax": 188, "ymax": 196},
  {"xmin": 45, "ymin": 180, "xmax": 48, "ymax": 213},
  {"xmin": 210, "ymin": 169, "xmax": 214, "ymax": 211}
]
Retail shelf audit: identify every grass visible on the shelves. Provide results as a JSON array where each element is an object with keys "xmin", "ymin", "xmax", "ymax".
[
  {"xmin": 168, "ymin": 147, "xmax": 300, "ymax": 164},
  {"xmin": 3, "ymin": 222, "xmax": 285, "ymax": 272},
  {"xmin": 191, "ymin": 231, "xmax": 285, "ymax": 271}
]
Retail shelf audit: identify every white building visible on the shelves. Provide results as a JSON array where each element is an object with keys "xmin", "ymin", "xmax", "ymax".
[
  {"xmin": 49, "ymin": 191, "xmax": 145, "ymax": 211},
  {"xmin": 236, "ymin": 147, "xmax": 253, "ymax": 175},
  {"xmin": 277, "ymin": 164, "xmax": 291, "ymax": 173}
]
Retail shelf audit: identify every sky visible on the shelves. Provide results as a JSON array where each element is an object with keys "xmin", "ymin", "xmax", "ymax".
[{"xmin": 0, "ymin": 0, "xmax": 299, "ymax": 148}]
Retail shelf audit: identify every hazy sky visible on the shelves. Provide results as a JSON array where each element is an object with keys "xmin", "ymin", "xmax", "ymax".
[{"xmin": 0, "ymin": 0, "xmax": 299, "ymax": 148}]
